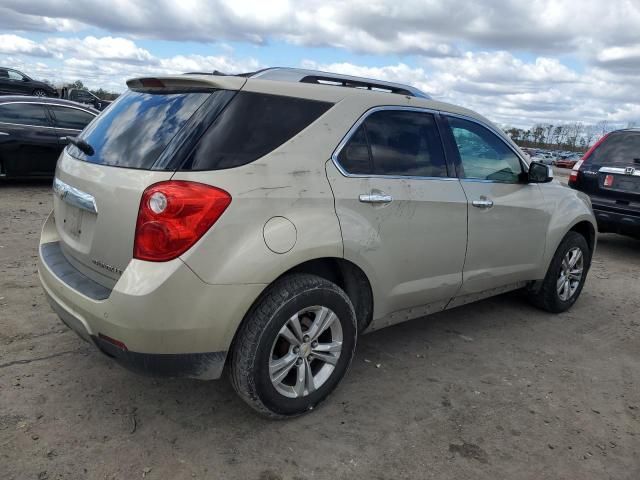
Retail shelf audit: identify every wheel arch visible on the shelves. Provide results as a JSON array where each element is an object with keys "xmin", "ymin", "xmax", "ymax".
[{"xmin": 225, "ymin": 256, "xmax": 374, "ymax": 369}]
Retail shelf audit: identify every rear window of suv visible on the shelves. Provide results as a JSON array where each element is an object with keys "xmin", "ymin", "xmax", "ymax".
[
  {"xmin": 586, "ymin": 131, "xmax": 640, "ymax": 167},
  {"xmin": 68, "ymin": 89, "xmax": 213, "ymax": 169},
  {"xmin": 69, "ymin": 89, "xmax": 333, "ymax": 171}
]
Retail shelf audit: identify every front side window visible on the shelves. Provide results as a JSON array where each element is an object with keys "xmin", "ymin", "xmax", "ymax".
[
  {"xmin": 337, "ymin": 109, "xmax": 448, "ymax": 177},
  {"xmin": 447, "ymin": 116, "xmax": 523, "ymax": 183},
  {"xmin": 0, "ymin": 103, "xmax": 50, "ymax": 127},
  {"xmin": 49, "ymin": 106, "xmax": 95, "ymax": 130},
  {"xmin": 7, "ymin": 70, "xmax": 24, "ymax": 81}
]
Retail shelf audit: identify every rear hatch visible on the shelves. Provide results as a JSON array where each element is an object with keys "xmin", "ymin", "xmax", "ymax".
[
  {"xmin": 53, "ymin": 76, "xmax": 244, "ymax": 288},
  {"xmin": 578, "ymin": 130, "xmax": 640, "ymax": 206}
]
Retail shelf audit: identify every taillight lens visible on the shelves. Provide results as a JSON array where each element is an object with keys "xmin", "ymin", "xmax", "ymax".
[
  {"xmin": 134, "ymin": 181, "xmax": 231, "ymax": 262},
  {"xmin": 569, "ymin": 159, "xmax": 584, "ymax": 184}
]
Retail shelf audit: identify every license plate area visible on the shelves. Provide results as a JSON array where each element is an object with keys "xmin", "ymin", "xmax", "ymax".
[
  {"xmin": 63, "ymin": 205, "xmax": 84, "ymax": 239},
  {"xmin": 600, "ymin": 174, "xmax": 640, "ymax": 194}
]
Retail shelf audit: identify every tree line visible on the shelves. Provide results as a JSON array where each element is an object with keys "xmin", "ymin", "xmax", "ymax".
[{"xmin": 503, "ymin": 121, "xmax": 636, "ymax": 153}]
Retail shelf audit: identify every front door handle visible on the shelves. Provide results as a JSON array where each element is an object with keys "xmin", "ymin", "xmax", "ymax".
[
  {"xmin": 359, "ymin": 193, "xmax": 393, "ymax": 204},
  {"xmin": 472, "ymin": 198, "xmax": 494, "ymax": 209},
  {"xmin": 0, "ymin": 131, "xmax": 9, "ymax": 136}
]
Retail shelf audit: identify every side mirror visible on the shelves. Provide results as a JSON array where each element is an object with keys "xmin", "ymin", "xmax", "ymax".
[{"xmin": 528, "ymin": 161, "xmax": 553, "ymax": 183}]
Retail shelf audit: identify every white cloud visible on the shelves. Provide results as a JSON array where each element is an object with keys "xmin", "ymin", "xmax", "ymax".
[{"xmin": 0, "ymin": 34, "xmax": 51, "ymax": 57}]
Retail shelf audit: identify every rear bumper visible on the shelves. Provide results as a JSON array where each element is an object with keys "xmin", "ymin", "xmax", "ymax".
[
  {"xmin": 592, "ymin": 204, "xmax": 640, "ymax": 236},
  {"xmin": 38, "ymin": 212, "xmax": 266, "ymax": 379}
]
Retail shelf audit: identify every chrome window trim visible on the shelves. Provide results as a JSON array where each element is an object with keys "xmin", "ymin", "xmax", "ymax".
[
  {"xmin": 330, "ymin": 105, "xmax": 457, "ymax": 181},
  {"xmin": 0, "ymin": 101, "xmax": 96, "ymax": 130},
  {"xmin": 53, "ymin": 178, "xmax": 98, "ymax": 214}
]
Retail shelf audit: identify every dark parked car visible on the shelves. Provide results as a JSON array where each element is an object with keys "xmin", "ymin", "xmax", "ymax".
[
  {"xmin": 0, "ymin": 68, "xmax": 57, "ymax": 97},
  {"xmin": 0, "ymin": 96, "xmax": 97, "ymax": 178},
  {"xmin": 569, "ymin": 128, "xmax": 640, "ymax": 238},
  {"xmin": 61, "ymin": 88, "xmax": 112, "ymax": 111}
]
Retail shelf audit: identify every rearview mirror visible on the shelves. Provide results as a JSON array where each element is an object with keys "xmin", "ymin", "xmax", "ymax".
[{"xmin": 528, "ymin": 161, "xmax": 553, "ymax": 183}]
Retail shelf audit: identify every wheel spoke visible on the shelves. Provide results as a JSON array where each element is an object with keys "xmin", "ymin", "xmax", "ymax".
[
  {"xmin": 569, "ymin": 249, "xmax": 582, "ymax": 268},
  {"xmin": 310, "ymin": 351, "xmax": 339, "ymax": 366},
  {"xmin": 313, "ymin": 340, "xmax": 342, "ymax": 353},
  {"xmin": 307, "ymin": 307, "xmax": 337, "ymax": 341},
  {"xmin": 279, "ymin": 323, "xmax": 301, "ymax": 346},
  {"xmin": 270, "ymin": 352, "xmax": 298, "ymax": 384},
  {"xmin": 304, "ymin": 358, "xmax": 315, "ymax": 394},
  {"xmin": 557, "ymin": 274, "xmax": 566, "ymax": 291},
  {"xmin": 293, "ymin": 361, "xmax": 306, "ymax": 397}
]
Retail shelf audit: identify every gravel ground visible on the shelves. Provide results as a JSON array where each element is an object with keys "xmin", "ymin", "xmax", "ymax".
[{"xmin": 1, "ymin": 176, "xmax": 639, "ymax": 480}]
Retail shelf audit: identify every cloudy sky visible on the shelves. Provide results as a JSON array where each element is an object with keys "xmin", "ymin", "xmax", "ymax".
[{"xmin": 1, "ymin": 0, "xmax": 639, "ymax": 128}]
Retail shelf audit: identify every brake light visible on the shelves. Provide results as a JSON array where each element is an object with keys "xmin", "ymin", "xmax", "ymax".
[
  {"xmin": 134, "ymin": 181, "xmax": 231, "ymax": 262},
  {"xmin": 569, "ymin": 159, "xmax": 583, "ymax": 184}
]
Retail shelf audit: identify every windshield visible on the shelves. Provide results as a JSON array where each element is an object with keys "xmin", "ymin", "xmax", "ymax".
[{"xmin": 68, "ymin": 89, "xmax": 212, "ymax": 169}]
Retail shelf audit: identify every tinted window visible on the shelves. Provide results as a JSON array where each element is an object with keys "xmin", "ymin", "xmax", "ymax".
[
  {"xmin": 337, "ymin": 125, "xmax": 371, "ymax": 174},
  {"xmin": 49, "ymin": 106, "xmax": 95, "ymax": 130},
  {"xmin": 587, "ymin": 131, "xmax": 640, "ymax": 166},
  {"xmin": 69, "ymin": 89, "xmax": 211, "ymax": 169},
  {"xmin": 365, "ymin": 110, "xmax": 447, "ymax": 177},
  {"xmin": 0, "ymin": 103, "xmax": 50, "ymax": 127},
  {"xmin": 0, "ymin": 69, "xmax": 8, "ymax": 78},
  {"xmin": 184, "ymin": 92, "xmax": 332, "ymax": 170},
  {"xmin": 448, "ymin": 117, "xmax": 522, "ymax": 183},
  {"xmin": 337, "ymin": 110, "xmax": 447, "ymax": 177}
]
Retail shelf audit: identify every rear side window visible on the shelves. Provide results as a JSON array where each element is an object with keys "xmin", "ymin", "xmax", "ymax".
[
  {"xmin": 49, "ymin": 106, "xmax": 95, "ymax": 130},
  {"xmin": 183, "ymin": 92, "xmax": 333, "ymax": 170},
  {"xmin": 337, "ymin": 109, "xmax": 448, "ymax": 177},
  {"xmin": 69, "ymin": 89, "xmax": 211, "ymax": 169},
  {"xmin": 0, "ymin": 103, "xmax": 50, "ymax": 127},
  {"xmin": 587, "ymin": 131, "xmax": 640, "ymax": 167}
]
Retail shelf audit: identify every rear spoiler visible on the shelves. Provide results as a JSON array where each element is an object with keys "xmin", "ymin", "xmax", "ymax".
[{"xmin": 126, "ymin": 75, "xmax": 246, "ymax": 91}]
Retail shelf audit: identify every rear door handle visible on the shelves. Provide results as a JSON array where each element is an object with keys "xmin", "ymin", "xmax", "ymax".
[
  {"xmin": 0, "ymin": 132, "xmax": 9, "ymax": 136},
  {"xmin": 472, "ymin": 199, "xmax": 494, "ymax": 209},
  {"xmin": 359, "ymin": 193, "xmax": 393, "ymax": 204}
]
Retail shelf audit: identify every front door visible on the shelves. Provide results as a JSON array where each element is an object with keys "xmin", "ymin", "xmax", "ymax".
[
  {"xmin": 441, "ymin": 115, "xmax": 550, "ymax": 295},
  {"xmin": 326, "ymin": 108, "xmax": 468, "ymax": 326}
]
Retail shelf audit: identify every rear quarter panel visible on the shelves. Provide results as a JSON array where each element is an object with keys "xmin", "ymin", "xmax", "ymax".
[{"xmin": 173, "ymin": 94, "xmax": 391, "ymax": 286}]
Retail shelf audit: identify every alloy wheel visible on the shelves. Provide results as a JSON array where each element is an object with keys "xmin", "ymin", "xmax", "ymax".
[
  {"xmin": 557, "ymin": 246, "xmax": 584, "ymax": 301},
  {"xmin": 269, "ymin": 306, "xmax": 343, "ymax": 398}
]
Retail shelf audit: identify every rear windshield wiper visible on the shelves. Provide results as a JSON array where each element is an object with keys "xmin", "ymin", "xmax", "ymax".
[{"xmin": 66, "ymin": 136, "xmax": 95, "ymax": 156}]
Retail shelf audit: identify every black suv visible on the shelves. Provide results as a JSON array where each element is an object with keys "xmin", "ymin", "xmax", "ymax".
[
  {"xmin": 569, "ymin": 129, "xmax": 640, "ymax": 238},
  {"xmin": 0, "ymin": 67, "xmax": 57, "ymax": 98}
]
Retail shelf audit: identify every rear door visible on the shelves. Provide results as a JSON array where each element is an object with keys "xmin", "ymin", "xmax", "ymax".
[
  {"xmin": 441, "ymin": 114, "xmax": 550, "ymax": 295},
  {"xmin": 0, "ymin": 102, "xmax": 60, "ymax": 177},
  {"xmin": 326, "ymin": 107, "xmax": 468, "ymax": 324}
]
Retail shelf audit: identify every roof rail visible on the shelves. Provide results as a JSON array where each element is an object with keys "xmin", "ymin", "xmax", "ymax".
[{"xmin": 249, "ymin": 67, "xmax": 431, "ymax": 99}]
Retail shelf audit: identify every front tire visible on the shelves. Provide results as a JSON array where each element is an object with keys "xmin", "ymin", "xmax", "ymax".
[
  {"xmin": 230, "ymin": 274, "xmax": 357, "ymax": 418},
  {"xmin": 528, "ymin": 231, "xmax": 591, "ymax": 313}
]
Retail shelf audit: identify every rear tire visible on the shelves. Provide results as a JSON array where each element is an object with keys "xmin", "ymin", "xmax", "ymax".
[
  {"xmin": 32, "ymin": 89, "xmax": 47, "ymax": 97},
  {"xmin": 230, "ymin": 274, "xmax": 357, "ymax": 418},
  {"xmin": 528, "ymin": 231, "xmax": 590, "ymax": 313}
]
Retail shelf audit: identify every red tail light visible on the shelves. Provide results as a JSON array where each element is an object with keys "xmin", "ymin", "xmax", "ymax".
[{"xmin": 134, "ymin": 181, "xmax": 231, "ymax": 262}]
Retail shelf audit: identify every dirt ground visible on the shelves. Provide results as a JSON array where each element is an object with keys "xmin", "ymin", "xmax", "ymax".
[{"xmin": 1, "ymin": 175, "xmax": 639, "ymax": 480}]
